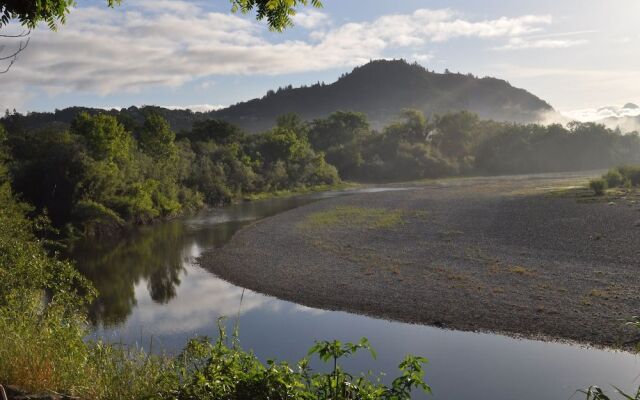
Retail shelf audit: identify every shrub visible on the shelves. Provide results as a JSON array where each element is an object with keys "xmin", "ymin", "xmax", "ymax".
[
  {"xmin": 589, "ymin": 178, "xmax": 607, "ymax": 196},
  {"xmin": 617, "ymin": 165, "xmax": 640, "ymax": 186},
  {"xmin": 602, "ymin": 169, "xmax": 625, "ymax": 188}
]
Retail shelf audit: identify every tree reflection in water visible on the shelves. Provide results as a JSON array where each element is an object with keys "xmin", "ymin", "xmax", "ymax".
[
  {"xmin": 66, "ymin": 193, "xmax": 336, "ymax": 327},
  {"xmin": 69, "ymin": 216, "xmax": 243, "ymax": 326}
]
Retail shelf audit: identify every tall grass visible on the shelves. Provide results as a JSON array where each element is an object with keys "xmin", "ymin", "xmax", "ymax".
[{"xmin": 0, "ymin": 314, "xmax": 430, "ymax": 399}]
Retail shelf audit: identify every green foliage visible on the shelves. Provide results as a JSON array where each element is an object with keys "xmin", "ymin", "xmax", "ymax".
[
  {"xmin": 139, "ymin": 112, "xmax": 177, "ymax": 160},
  {"xmin": 0, "ymin": 151, "xmax": 424, "ymax": 399},
  {"xmin": 597, "ymin": 166, "xmax": 640, "ymax": 192},
  {"xmin": 230, "ymin": 0, "xmax": 323, "ymax": 32},
  {"xmin": 7, "ymin": 106, "xmax": 640, "ymax": 239},
  {"xmin": 155, "ymin": 325, "xmax": 430, "ymax": 400},
  {"xmin": 302, "ymin": 206, "xmax": 406, "ymax": 230},
  {"xmin": 616, "ymin": 165, "xmax": 640, "ymax": 186},
  {"xmin": 71, "ymin": 112, "xmax": 132, "ymax": 161},
  {"xmin": 2, "ymin": 110, "xmax": 341, "ymax": 237},
  {"xmin": 1, "ymin": 0, "xmax": 318, "ymax": 30},
  {"xmin": 589, "ymin": 179, "xmax": 607, "ymax": 196},
  {"xmin": 308, "ymin": 111, "xmax": 370, "ymax": 178},
  {"xmin": 0, "ymin": 167, "xmax": 96, "ymax": 394},
  {"xmin": 190, "ymin": 119, "xmax": 245, "ymax": 144},
  {"xmin": 603, "ymin": 169, "xmax": 626, "ymax": 188}
]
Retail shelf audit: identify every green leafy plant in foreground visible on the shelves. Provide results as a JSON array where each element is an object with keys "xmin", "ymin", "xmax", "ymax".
[{"xmin": 157, "ymin": 321, "xmax": 431, "ymax": 400}]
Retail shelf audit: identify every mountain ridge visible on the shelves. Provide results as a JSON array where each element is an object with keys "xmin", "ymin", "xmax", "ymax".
[
  {"xmin": 2, "ymin": 59, "xmax": 554, "ymax": 133},
  {"xmin": 211, "ymin": 59, "xmax": 553, "ymax": 132}
]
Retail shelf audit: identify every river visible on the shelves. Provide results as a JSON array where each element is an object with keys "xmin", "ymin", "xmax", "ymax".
[{"xmin": 70, "ymin": 188, "xmax": 640, "ymax": 400}]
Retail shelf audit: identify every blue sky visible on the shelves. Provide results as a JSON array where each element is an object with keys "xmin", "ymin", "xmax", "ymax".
[{"xmin": 1, "ymin": 0, "xmax": 639, "ymax": 120}]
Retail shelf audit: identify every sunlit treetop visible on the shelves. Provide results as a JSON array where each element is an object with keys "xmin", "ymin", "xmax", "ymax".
[{"xmin": 0, "ymin": 0, "xmax": 322, "ymax": 31}]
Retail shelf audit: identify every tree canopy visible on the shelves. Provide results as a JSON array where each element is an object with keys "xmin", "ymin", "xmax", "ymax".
[{"xmin": 0, "ymin": 0, "xmax": 322, "ymax": 31}]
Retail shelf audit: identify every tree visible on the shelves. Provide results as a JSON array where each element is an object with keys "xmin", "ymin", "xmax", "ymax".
[
  {"xmin": 139, "ymin": 113, "xmax": 177, "ymax": 160},
  {"xmin": 0, "ymin": 0, "xmax": 322, "ymax": 31},
  {"xmin": 431, "ymin": 111, "xmax": 479, "ymax": 162},
  {"xmin": 70, "ymin": 112, "xmax": 131, "ymax": 161},
  {"xmin": 0, "ymin": 0, "xmax": 321, "ymax": 73},
  {"xmin": 190, "ymin": 119, "xmax": 245, "ymax": 144}
]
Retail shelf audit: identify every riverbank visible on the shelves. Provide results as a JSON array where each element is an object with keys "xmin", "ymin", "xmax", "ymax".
[{"xmin": 202, "ymin": 171, "xmax": 640, "ymax": 349}]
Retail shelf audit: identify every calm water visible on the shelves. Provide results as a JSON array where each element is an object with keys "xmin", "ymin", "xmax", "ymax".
[{"xmin": 71, "ymin": 189, "xmax": 640, "ymax": 400}]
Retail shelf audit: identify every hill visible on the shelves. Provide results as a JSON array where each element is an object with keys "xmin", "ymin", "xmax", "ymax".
[
  {"xmin": 2, "ymin": 59, "xmax": 553, "ymax": 134},
  {"xmin": 211, "ymin": 59, "xmax": 553, "ymax": 132}
]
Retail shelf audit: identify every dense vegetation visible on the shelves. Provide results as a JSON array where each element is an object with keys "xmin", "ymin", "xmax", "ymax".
[
  {"xmin": 3, "ymin": 106, "xmax": 639, "ymax": 238},
  {"xmin": 214, "ymin": 59, "xmax": 552, "ymax": 132},
  {"xmin": 303, "ymin": 109, "xmax": 640, "ymax": 182},
  {"xmin": 1, "ymin": 60, "xmax": 552, "ymax": 132},
  {"xmin": 3, "ymin": 102, "xmax": 640, "ymax": 398},
  {"xmin": 1, "ymin": 123, "xmax": 432, "ymax": 399},
  {"xmin": 1, "ymin": 110, "xmax": 338, "ymax": 238},
  {"xmin": 589, "ymin": 165, "xmax": 640, "ymax": 195}
]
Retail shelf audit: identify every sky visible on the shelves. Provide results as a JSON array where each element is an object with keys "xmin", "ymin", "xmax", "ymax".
[{"xmin": 1, "ymin": 0, "xmax": 640, "ymax": 121}]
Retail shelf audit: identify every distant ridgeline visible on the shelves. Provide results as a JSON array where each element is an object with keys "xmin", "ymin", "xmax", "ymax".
[
  {"xmin": 214, "ymin": 59, "xmax": 554, "ymax": 132},
  {"xmin": 5, "ymin": 59, "xmax": 554, "ymax": 134}
]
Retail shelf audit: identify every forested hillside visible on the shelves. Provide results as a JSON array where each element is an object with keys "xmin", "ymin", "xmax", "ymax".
[
  {"xmin": 5, "ymin": 60, "xmax": 554, "ymax": 134},
  {"xmin": 215, "ymin": 59, "xmax": 554, "ymax": 131}
]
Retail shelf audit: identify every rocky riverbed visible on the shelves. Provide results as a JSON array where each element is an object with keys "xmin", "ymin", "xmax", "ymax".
[{"xmin": 202, "ymin": 172, "xmax": 640, "ymax": 349}]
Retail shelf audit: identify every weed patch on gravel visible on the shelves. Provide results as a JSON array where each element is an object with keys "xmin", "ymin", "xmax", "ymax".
[
  {"xmin": 299, "ymin": 206, "xmax": 408, "ymax": 230},
  {"xmin": 549, "ymin": 186, "xmax": 640, "ymax": 205}
]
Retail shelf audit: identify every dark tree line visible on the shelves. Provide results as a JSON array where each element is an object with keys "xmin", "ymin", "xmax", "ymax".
[
  {"xmin": 304, "ymin": 109, "xmax": 640, "ymax": 182},
  {"xmin": 2, "ymin": 107, "xmax": 639, "ymax": 238}
]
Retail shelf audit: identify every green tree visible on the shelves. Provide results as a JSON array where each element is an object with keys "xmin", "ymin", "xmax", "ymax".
[
  {"xmin": 1, "ymin": 0, "xmax": 321, "ymax": 30},
  {"xmin": 308, "ymin": 111, "xmax": 370, "ymax": 178},
  {"xmin": 139, "ymin": 113, "xmax": 177, "ymax": 160},
  {"xmin": 383, "ymin": 109, "xmax": 430, "ymax": 142},
  {"xmin": 190, "ymin": 119, "xmax": 245, "ymax": 145},
  {"xmin": 71, "ymin": 112, "xmax": 132, "ymax": 162},
  {"xmin": 431, "ymin": 111, "xmax": 479, "ymax": 163}
]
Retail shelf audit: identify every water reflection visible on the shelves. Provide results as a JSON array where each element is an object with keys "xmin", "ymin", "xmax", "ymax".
[
  {"xmin": 70, "ymin": 189, "xmax": 373, "ymax": 326},
  {"xmin": 71, "ymin": 188, "xmax": 640, "ymax": 400}
]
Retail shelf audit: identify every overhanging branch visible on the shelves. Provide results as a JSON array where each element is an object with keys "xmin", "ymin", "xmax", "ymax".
[{"xmin": 0, "ymin": 30, "xmax": 30, "ymax": 73}]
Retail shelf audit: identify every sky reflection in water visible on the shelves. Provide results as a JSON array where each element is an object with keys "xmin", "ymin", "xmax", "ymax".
[{"xmin": 74, "ymin": 189, "xmax": 640, "ymax": 400}]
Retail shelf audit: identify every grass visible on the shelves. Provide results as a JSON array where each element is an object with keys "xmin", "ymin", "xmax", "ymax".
[
  {"xmin": 549, "ymin": 185, "xmax": 640, "ymax": 204},
  {"xmin": 0, "ymin": 314, "xmax": 431, "ymax": 400},
  {"xmin": 243, "ymin": 182, "xmax": 360, "ymax": 201},
  {"xmin": 300, "ymin": 206, "xmax": 409, "ymax": 230},
  {"xmin": 509, "ymin": 265, "xmax": 534, "ymax": 275},
  {"xmin": 550, "ymin": 166, "xmax": 640, "ymax": 203}
]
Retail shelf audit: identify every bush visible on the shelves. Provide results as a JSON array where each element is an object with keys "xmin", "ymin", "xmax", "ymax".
[
  {"xmin": 589, "ymin": 178, "xmax": 608, "ymax": 196},
  {"xmin": 617, "ymin": 165, "xmax": 640, "ymax": 186},
  {"xmin": 602, "ymin": 169, "xmax": 625, "ymax": 188}
]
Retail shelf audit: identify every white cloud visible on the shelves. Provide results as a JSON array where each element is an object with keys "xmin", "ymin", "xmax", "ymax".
[
  {"xmin": 411, "ymin": 52, "xmax": 434, "ymax": 63},
  {"xmin": 292, "ymin": 10, "xmax": 330, "ymax": 29},
  {"xmin": 562, "ymin": 104, "xmax": 640, "ymax": 122},
  {"xmin": 0, "ymin": 2, "xmax": 563, "ymax": 110},
  {"xmin": 495, "ymin": 37, "xmax": 587, "ymax": 50},
  {"xmin": 164, "ymin": 104, "xmax": 226, "ymax": 112}
]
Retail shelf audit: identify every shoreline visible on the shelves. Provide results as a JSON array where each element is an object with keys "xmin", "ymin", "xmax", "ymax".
[{"xmin": 201, "ymin": 172, "xmax": 640, "ymax": 350}]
